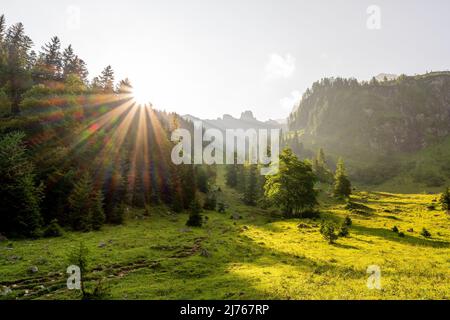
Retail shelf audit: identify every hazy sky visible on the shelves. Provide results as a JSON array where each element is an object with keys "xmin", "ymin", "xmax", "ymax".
[{"xmin": 2, "ymin": 0, "xmax": 450, "ymax": 120}]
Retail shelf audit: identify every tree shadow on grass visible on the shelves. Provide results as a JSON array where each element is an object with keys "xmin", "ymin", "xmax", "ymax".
[{"xmin": 351, "ymin": 224, "xmax": 450, "ymax": 248}]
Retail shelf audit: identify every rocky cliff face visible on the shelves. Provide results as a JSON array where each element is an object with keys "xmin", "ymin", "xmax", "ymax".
[{"xmin": 288, "ymin": 72, "xmax": 450, "ymax": 159}]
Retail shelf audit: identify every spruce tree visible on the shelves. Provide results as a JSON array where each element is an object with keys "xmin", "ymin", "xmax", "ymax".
[
  {"xmin": 0, "ymin": 132, "xmax": 43, "ymax": 238},
  {"xmin": 90, "ymin": 189, "xmax": 105, "ymax": 230},
  {"xmin": 68, "ymin": 173, "xmax": 105, "ymax": 231},
  {"xmin": 333, "ymin": 158, "xmax": 352, "ymax": 199},
  {"xmin": 68, "ymin": 173, "xmax": 93, "ymax": 231},
  {"xmin": 226, "ymin": 164, "xmax": 238, "ymax": 188},
  {"xmin": 440, "ymin": 187, "xmax": 450, "ymax": 214},
  {"xmin": 186, "ymin": 197, "xmax": 203, "ymax": 227},
  {"xmin": 41, "ymin": 36, "xmax": 62, "ymax": 80},
  {"xmin": 99, "ymin": 65, "xmax": 114, "ymax": 92},
  {"xmin": 244, "ymin": 164, "xmax": 258, "ymax": 206}
]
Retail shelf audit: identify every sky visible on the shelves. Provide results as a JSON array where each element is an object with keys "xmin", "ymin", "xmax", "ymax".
[{"xmin": 2, "ymin": 0, "xmax": 450, "ymax": 120}]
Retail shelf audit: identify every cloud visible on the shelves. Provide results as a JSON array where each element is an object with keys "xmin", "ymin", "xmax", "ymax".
[
  {"xmin": 265, "ymin": 53, "xmax": 295, "ymax": 80},
  {"xmin": 280, "ymin": 90, "xmax": 301, "ymax": 111}
]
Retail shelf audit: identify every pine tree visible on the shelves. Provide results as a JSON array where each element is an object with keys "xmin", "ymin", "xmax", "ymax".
[
  {"xmin": 4, "ymin": 22, "xmax": 33, "ymax": 113},
  {"xmin": 333, "ymin": 158, "xmax": 352, "ymax": 199},
  {"xmin": 203, "ymin": 192, "xmax": 217, "ymax": 210},
  {"xmin": 225, "ymin": 163, "xmax": 238, "ymax": 188},
  {"xmin": 68, "ymin": 173, "xmax": 105, "ymax": 232},
  {"xmin": 186, "ymin": 197, "xmax": 203, "ymax": 227},
  {"xmin": 41, "ymin": 36, "xmax": 62, "ymax": 81},
  {"xmin": 99, "ymin": 65, "xmax": 114, "ymax": 92},
  {"xmin": 117, "ymin": 78, "xmax": 132, "ymax": 94},
  {"xmin": 312, "ymin": 148, "xmax": 333, "ymax": 183},
  {"xmin": 0, "ymin": 132, "xmax": 43, "ymax": 237},
  {"xmin": 68, "ymin": 173, "xmax": 94, "ymax": 231},
  {"xmin": 90, "ymin": 189, "xmax": 105, "ymax": 230},
  {"xmin": 440, "ymin": 187, "xmax": 450, "ymax": 214},
  {"xmin": 244, "ymin": 164, "xmax": 258, "ymax": 206}
]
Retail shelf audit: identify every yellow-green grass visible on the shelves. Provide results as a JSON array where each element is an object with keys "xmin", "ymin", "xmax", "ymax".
[{"xmin": 1, "ymin": 184, "xmax": 449, "ymax": 300}]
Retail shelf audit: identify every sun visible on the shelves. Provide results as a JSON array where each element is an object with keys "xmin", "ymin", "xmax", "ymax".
[{"xmin": 132, "ymin": 86, "xmax": 153, "ymax": 106}]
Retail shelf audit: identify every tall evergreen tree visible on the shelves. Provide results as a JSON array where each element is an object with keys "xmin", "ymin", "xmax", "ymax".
[
  {"xmin": 99, "ymin": 65, "xmax": 114, "ymax": 92},
  {"xmin": 440, "ymin": 187, "xmax": 450, "ymax": 214},
  {"xmin": 68, "ymin": 172, "xmax": 105, "ymax": 231},
  {"xmin": 0, "ymin": 132, "xmax": 43, "ymax": 237},
  {"xmin": 40, "ymin": 36, "xmax": 62, "ymax": 81},
  {"xmin": 333, "ymin": 158, "xmax": 352, "ymax": 198},
  {"xmin": 244, "ymin": 164, "xmax": 258, "ymax": 206},
  {"xmin": 4, "ymin": 22, "xmax": 33, "ymax": 113}
]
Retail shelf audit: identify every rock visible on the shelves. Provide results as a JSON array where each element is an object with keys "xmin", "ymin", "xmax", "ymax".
[
  {"xmin": 179, "ymin": 228, "xmax": 192, "ymax": 233},
  {"xmin": 98, "ymin": 242, "xmax": 106, "ymax": 248},
  {"xmin": 0, "ymin": 233, "xmax": 7, "ymax": 242},
  {"xmin": 200, "ymin": 248, "xmax": 211, "ymax": 258},
  {"xmin": 1, "ymin": 286, "xmax": 12, "ymax": 296},
  {"xmin": 231, "ymin": 213, "xmax": 241, "ymax": 220},
  {"xmin": 108, "ymin": 239, "xmax": 114, "ymax": 244},
  {"xmin": 298, "ymin": 223, "xmax": 311, "ymax": 229},
  {"xmin": 28, "ymin": 266, "xmax": 39, "ymax": 274}
]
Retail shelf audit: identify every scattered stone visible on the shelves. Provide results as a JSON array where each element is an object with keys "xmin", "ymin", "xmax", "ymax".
[
  {"xmin": 98, "ymin": 242, "xmax": 106, "ymax": 248},
  {"xmin": 298, "ymin": 223, "xmax": 311, "ymax": 229},
  {"xmin": 108, "ymin": 239, "xmax": 114, "ymax": 244},
  {"xmin": 1, "ymin": 286, "xmax": 12, "ymax": 296},
  {"xmin": 241, "ymin": 226, "xmax": 249, "ymax": 231},
  {"xmin": 231, "ymin": 213, "xmax": 241, "ymax": 220},
  {"xmin": 200, "ymin": 248, "xmax": 211, "ymax": 258},
  {"xmin": 8, "ymin": 255, "xmax": 22, "ymax": 262},
  {"xmin": 179, "ymin": 227, "xmax": 192, "ymax": 233},
  {"xmin": 407, "ymin": 228, "xmax": 414, "ymax": 233},
  {"xmin": 28, "ymin": 266, "xmax": 39, "ymax": 274}
]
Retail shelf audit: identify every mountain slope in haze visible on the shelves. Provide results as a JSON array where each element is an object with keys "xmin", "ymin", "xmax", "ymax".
[
  {"xmin": 288, "ymin": 71, "xmax": 450, "ymax": 189},
  {"xmin": 184, "ymin": 110, "xmax": 287, "ymax": 133}
]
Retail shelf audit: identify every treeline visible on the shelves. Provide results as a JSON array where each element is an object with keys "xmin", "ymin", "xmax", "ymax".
[{"xmin": 0, "ymin": 14, "xmax": 214, "ymax": 238}]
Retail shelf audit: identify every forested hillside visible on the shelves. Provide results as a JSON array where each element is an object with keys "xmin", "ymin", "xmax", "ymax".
[
  {"xmin": 0, "ymin": 15, "xmax": 213, "ymax": 238},
  {"xmin": 287, "ymin": 73, "xmax": 450, "ymax": 189}
]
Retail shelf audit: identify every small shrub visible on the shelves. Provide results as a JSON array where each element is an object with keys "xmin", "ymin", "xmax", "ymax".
[
  {"xmin": 217, "ymin": 202, "xmax": 226, "ymax": 213},
  {"xmin": 320, "ymin": 221, "xmax": 338, "ymax": 244},
  {"xmin": 398, "ymin": 232, "xmax": 405, "ymax": 237},
  {"xmin": 186, "ymin": 198, "xmax": 203, "ymax": 227},
  {"xmin": 82, "ymin": 278, "xmax": 111, "ymax": 300},
  {"xmin": 392, "ymin": 226, "xmax": 399, "ymax": 233},
  {"xmin": 420, "ymin": 228, "xmax": 431, "ymax": 238},
  {"xmin": 338, "ymin": 225, "xmax": 349, "ymax": 237},
  {"xmin": 343, "ymin": 216, "xmax": 352, "ymax": 226},
  {"xmin": 43, "ymin": 219, "xmax": 64, "ymax": 238}
]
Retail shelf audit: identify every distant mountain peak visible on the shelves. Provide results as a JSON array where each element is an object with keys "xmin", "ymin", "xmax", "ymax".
[
  {"xmin": 375, "ymin": 73, "xmax": 398, "ymax": 81},
  {"xmin": 240, "ymin": 110, "xmax": 256, "ymax": 121}
]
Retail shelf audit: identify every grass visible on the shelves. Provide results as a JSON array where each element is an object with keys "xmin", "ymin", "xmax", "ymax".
[{"xmin": 1, "ymin": 176, "xmax": 449, "ymax": 300}]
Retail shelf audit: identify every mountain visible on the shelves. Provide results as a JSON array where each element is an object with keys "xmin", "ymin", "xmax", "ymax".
[
  {"xmin": 288, "ymin": 72, "xmax": 450, "ymax": 189},
  {"xmin": 375, "ymin": 73, "xmax": 398, "ymax": 82},
  {"xmin": 183, "ymin": 110, "xmax": 287, "ymax": 133}
]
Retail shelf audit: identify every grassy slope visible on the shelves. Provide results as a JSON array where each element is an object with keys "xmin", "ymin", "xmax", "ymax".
[{"xmin": 1, "ymin": 172, "xmax": 449, "ymax": 300}]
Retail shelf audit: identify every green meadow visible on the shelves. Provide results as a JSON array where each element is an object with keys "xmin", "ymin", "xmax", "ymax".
[{"xmin": 1, "ymin": 173, "xmax": 449, "ymax": 300}]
